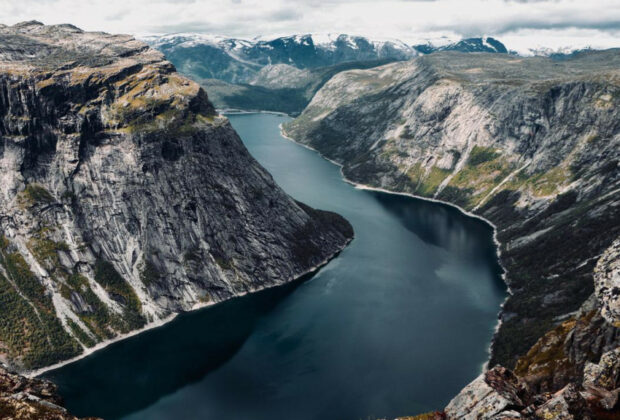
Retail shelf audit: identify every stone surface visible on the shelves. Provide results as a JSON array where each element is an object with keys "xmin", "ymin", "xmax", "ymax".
[
  {"xmin": 533, "ymin": 384, "xmax": 587, "ymax": 420},
  {"xmin": 445, "ymin": 243, "xmax": 620, "ymax": 419},
  {"xmin": 0, "ymin": 364, "xmax": 96, "ymax": 419},
  {"xmin": 445, "ymin": 367, "xmax": 530, "ymax": 420},
  {"xmin": 0, "ymin": 21, "xmax": 353, "ymax": 371},
  {"xmin": 594, "ymin": 239, "xmax": 620, "ymax": 326}
]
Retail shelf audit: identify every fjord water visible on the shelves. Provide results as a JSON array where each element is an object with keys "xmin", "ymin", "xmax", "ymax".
[{"xmin": 45, "ymin": 113, "xmax": 506, "ymax": 419}]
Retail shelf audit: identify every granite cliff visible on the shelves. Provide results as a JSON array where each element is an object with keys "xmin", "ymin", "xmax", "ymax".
[
  {"xmin": 283, "ymin": 50, "xmax": 620, "ymax": 417},
  {"xmin": 0, "ymin": 21, "xmax": 353, "ymax": 372}
]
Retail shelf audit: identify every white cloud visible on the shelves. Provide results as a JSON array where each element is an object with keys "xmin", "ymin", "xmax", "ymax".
[{"xmin": 1, "ymin": 0, "xmax": 619, "ymax": 52}]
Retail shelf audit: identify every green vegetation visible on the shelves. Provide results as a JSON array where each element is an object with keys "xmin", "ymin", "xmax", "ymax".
[
  {"xmin": 65, "ymin": 318, "xmax": 96, "ymax": 348},
  {"xmin": 0, "ymin": 237, "xmax": 81, "ymax": 369},
  {"xmin": 514, "ymin": 318, "xmax": 575, "ymax": 377},
  {"xmin": 416, "ymin": 166, "xmax": 451, "ymax": 196},
  {"xmin": 445, "ymin": 152, "xmax": 514, "ymax": 209},
  {"xmin": 526, "ymin": 167, "xmax": 570, "ymax": 196},
  {"xmin": 467, "ymin": 146, "xmax": 500, "ymax": 166},
  {"xmin": 65, "ymin": 272, "xmax": 119, "ymax": 340},
  {"xmin": 94, "ymin": 259, "xmax": 145, "ymax": 330},
  {"xmin": 436, "ymin": 185, "xmax": 474, "ymax": 208},
  {"xmin": 28, "ymin": 235, "xmax": 70, "ymax": 270},
  {"xmin": 18, "ymin": 184, "xmax": 54, "ymax": 208},
  {"xmin": 140, "ymin": 261, "xmax": 160, "ymax": 287},
  {"xmin": 405, "ymin": 163, "xmax": 424, "ymax": 186}
]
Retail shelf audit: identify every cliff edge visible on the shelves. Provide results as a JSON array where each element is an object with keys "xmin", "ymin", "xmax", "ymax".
[{"xmin": 0, "ymin": 21, "xmax": 353, "ymax": 371}]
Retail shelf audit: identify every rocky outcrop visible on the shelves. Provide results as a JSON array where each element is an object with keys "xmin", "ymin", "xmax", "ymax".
[
  {"xmin": 283, "ymin": 49, "xmax": 620, "ymax": 370},
  {"xmin": 595, "ymin": 240, "xmax": 620, "ymax": 326},
  {"xmin": 443, "ymin": 240, "xmax": 620, "ymax": 419},
  {"xmin": 444, "ymin": 366, "xmax": 603, "ymax": 419},
  {"xmin": 0, "ymin": 364, "xmax": 95, "ymax": 419},
  {"xmin": 0, "ymin": 21, "xmax": 353, "ymax": 371},
  {"xmin": 445, "ymin": 367, "xmax": 530, "ymax": 420}
]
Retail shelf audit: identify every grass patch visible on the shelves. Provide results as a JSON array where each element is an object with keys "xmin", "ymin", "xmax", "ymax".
[
  {"xmin": 0, "ymin": 241, "xmax": 81, "ymax": 369},
  {"xmin": 18, "ymin": 184, "xmax": 54, "ymax": 208},
  {"xmin": 94, "ymin": 259, "xmax": 145, "ymax": 330},
  {"xmin": 467, "ymin": 146, "xmax": 500, "ymax": 166},
  {"xmin": 526, "ymin": 167, "xmax": 570, "ymax": 197},
  {"xmin": 416, "ymin": 166, "xmax": 451, "ymax": 196},
  {"xmin": 140, "ymin": 261, "xmax": 160, "ymax": 287}
]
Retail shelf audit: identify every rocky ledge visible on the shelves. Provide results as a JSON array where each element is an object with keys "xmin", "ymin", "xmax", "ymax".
[
  {"xmin": 0, "ymin": 21, "xmax": 353, "ymax": 372},
  {"xmin": 0, "ymin": 364, "xmax": 96, "ymax": 419}
]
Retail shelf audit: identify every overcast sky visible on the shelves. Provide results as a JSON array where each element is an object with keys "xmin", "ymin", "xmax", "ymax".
[{"xmin": 2, "ymin": 0, "xmax": 619, "ymax": 54}]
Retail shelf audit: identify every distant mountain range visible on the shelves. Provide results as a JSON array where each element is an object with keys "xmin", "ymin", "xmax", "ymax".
[
  {"xmin": 145, "ymin": 33, "xmax": 509, "ymax": 84},
  {"xmin": 144, "ymin": 33, "xmax": 594, "ymax": 114}
]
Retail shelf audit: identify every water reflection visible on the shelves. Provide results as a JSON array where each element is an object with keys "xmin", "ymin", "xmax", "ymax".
[
  {"xmin": 45, "ymin": 276, "xmax": 307, "ymax": 419},
  {"xmin": 371, "ymin": 192, "xmax": 497, "ymax": 262}
]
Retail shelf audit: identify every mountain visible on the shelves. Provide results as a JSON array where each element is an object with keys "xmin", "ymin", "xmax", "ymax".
[
  {"xmin": 0, "ymin": 21, "xmax": 353, "ymax": 372},
  {"xmin": 200, "ymin": 59, "xmax": 396, "ymax": 115},
  {"xmin": 145, "ymin": 33, "xmax": 418, "ymax": 84},
  {"xmin": 283, "ymin": 49, "xmax": 620, "ymax": 416},
  {"xmin": 413, "ymin": 36, "xmax": 508, "ymax": 54},
  {"xmin": 145, "ymin": 33, "xmax": 510, "ymax": 114}
]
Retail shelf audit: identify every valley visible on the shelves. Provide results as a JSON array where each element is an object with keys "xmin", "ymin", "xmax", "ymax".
[
  {"xmin": 0, "ymin": 14, "xmax": 618, "ymax": 420},
  {"xmin": 44, "ymin": 113, "xmax": 506, "ymax": 420}
]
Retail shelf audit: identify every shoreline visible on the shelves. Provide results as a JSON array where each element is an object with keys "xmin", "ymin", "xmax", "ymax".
[
  {"xmin": 219, "ymin": 108, "xmax": 292, "ymax": 117},
  {"xmin": 28, "ymin": 236, "xmax": 352, "ymax": 378},
  {"xmin": 278, "ymin": 122, "xmax": 512, "ymax": 372}
]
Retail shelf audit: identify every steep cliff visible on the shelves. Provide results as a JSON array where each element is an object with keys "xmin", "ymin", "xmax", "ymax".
[
  {"xmin": 0, "ymin": 21, "xmax": 353, "ymax": 371},
  {"xmin": 283, "ymin": 50, "xmax": 620, "ymax": 370},
  {"xmin": 443, "ymin": 240, "xmax": 620, "ymax": 419}
]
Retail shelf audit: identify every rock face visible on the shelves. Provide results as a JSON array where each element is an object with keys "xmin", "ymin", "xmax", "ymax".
[
  {"xmin": 0, "ymin": 21, "xmax": 353, "ymax": 371},
  {"xmin": 442, "ymin": 236, "xmax": 620, "ymax": 419},
  {"xmin": 445, "ymin": 367, "xmax": 530, "ymax": 420},
  {"xmin": 595, "ymin": 240, "xmax": 620, "ymax": 326},
  {"xmin": 413, "ymin": 37, "xmax": 507, "ymax": 55},
  {"xmin": 0, "ymin": 364, "xmax": 95, "ymax": 419},
  {"xmin": 283, "ymin": 49, "xmax": 620, "ymax": 370}
]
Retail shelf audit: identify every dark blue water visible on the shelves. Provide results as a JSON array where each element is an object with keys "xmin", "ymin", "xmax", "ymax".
[{"xmin": 45, "ymin": 113, "xmax": 506, "ymax": 420}]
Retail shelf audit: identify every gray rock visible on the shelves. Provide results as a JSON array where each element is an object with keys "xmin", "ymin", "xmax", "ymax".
[
  {"xmin": 594, "ymin": 239, "xmax": 620, "ymax": 325},
  {"xmin": 0, "ymin": 22, "xmax": 353, "ymax": 371},
  {"xmin": 445, "ymin": 367, "xmax": 529, "ymax": 419}
]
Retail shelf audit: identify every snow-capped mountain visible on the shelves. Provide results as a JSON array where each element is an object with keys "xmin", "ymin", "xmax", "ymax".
[
  {"xmin": 414, "ymin": 36, "xmax": 508, "ymax": 54},
  {"xmin": 145, "ymin": 33, "xmax": 419, "ymax": 83}
]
